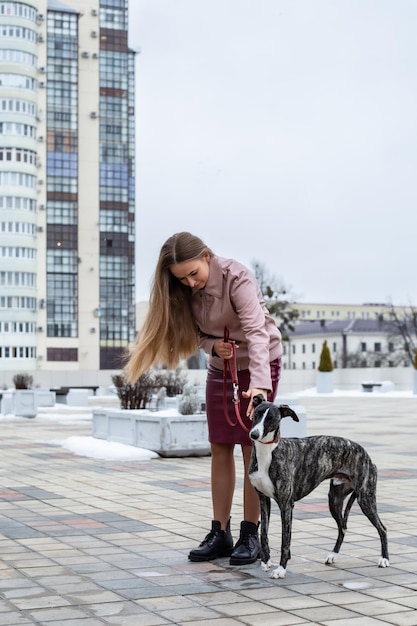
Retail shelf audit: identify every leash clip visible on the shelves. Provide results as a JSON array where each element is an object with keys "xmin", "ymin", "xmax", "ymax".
[{"xmin": 232, "ymin": 382, "xmax": 239, "ymax": 404}]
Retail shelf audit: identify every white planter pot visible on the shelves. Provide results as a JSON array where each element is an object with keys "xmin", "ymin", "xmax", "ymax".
[
  {"xmin": 92, "ymin": 408, "xmax": 210, "ymax": 457},
  {"xmin": 413, "ymin": 370, "xmax": 417, "ymax": 395},
  {"xmin": 164, "ymin": 396, "xmax": 179, "ymax": 409},
  {"xmin": 316, "ymin": 371, "xmax": 334, "ymax": 394},
  {"xmin": 36, "ymin": 389, "xmax": 56, "ymax": 407},
  {"xmin": 1, "ymin": 391, "xmax": 14, "ymax": 415},
  {"xmin": 14, "ymin": 390, "xmax": 38, "ymax": 418}
]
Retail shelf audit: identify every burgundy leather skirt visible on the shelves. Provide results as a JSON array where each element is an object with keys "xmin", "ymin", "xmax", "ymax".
[{"xmin": 205, "ymin": 358, "xmax": 281, "ymax": 445}]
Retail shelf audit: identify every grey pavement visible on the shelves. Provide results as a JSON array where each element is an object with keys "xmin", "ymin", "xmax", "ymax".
[{"xmin": 0, "ymin": 395, "xmax": 416, "ymax": 625}]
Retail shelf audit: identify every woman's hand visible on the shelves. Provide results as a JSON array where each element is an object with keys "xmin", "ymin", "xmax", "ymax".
[
  {"xmin": 242, "ymin": 388, "xmax": 268, "ymax": 418},
  {"xmin": 213, "ymin": 339, "xmax": 235, "ymax": 360}
]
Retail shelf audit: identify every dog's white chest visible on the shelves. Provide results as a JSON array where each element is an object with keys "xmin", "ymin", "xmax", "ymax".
[
  {"xmin": 250, "ymin": 468, "xmax": 275, "ymax": 499},
  {"xmin": 249, "ymin": 447, "xmax": 275, "ymax": 499}
]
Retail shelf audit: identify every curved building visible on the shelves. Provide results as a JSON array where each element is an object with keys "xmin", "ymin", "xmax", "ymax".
[{"xmin": 0, "ymin": 0, "xmax": 39, "ymax": 367}]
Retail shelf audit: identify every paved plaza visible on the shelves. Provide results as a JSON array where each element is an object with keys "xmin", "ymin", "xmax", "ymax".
[{"xmin": 0, "ymin": 394, "xmax": 416, "ymax": 625}]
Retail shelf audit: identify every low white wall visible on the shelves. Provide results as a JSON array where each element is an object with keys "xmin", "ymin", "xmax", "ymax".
[
  {"xmin": 0, "ymin": 366, "xmax": 414, "ymax": 394},
  {"xmin": 0, "ymin": 369, "xmax": 122, "ymax": 391},
  {"xmin": 186, "ymin": 367, "xmax": 415, "ymax": 393}
]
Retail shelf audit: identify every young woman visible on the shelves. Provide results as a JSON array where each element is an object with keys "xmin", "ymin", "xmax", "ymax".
[{"xmin": 125, "ymin": 232, "xmax": 282, "ymax": 565}]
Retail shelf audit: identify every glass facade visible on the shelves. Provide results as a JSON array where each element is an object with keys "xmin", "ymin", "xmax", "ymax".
[
  {"xmin": 99, "ymin": 0, "xmax": 135, "ymax": 368},
  {"xmin": 46, "ymin": 9, "xmax": 78, "ymax": 340}
]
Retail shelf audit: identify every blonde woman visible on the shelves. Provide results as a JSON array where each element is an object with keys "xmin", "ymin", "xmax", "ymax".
[{"xmin": 125, "ymin": 232, "xmax": 282, "ymax": 564}]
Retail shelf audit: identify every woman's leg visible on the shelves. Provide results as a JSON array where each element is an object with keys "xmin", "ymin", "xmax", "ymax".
[
  {"xmin": 229, "ymin": 444, "xmax": 260, "ymax": 565},
  {"xmin": 241, "ymin": 444, "xmax": 260, "ymax": 523},
  {"xmin": 188, "ymin": 441, "xmax": 235, "ymax": 561},
  {"xmin": 211, "ymin": 442, "xmax": 235, "ymax": 529}
]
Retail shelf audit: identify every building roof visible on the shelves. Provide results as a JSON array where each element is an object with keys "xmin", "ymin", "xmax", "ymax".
[
  {"xmin": 287, "ymin": 318, "xmax": 396, "ymax": 337},
  {"xmin": 47, "ymin": 0, "xmax": 79, "ymax": 13}
]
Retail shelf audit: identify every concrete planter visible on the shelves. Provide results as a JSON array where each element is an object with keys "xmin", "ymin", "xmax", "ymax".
[
  {"xmin": 14, "ymin": 390, "xmax": 38, "ymax": 418},
  {"xmin": 36, "ymin": 389, "xmax": 56, "ymax": 407},
  {"xmin": 67, "ymin": 389, "xmax": 90, "ymax": 406},
  {"xmin": 316, "ymin": 371, "xmax": 334, "ymax": 394},
  {"xmin": 0, "ymin": 391, "xmax": 14, "ymax": 415},
  {"xmin": 92, "ymin": 408, "xmax": 210, "ymax": 457}
]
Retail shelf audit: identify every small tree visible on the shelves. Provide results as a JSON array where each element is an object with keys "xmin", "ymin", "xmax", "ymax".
[
  {"xmin": 178, "ymin": 384, "xmax": 201, "ymax": 415},
  {"xmin": 153, "ymin": 368, "xmax": 187, "ymax": 397},
  {"xmin": 387, "ymin": 303, "xmax": 417, "ymax": 365},
  {"xmin": 13, "ymin": 373, "xmax": 33, "ymax": 389},
  {"xmin": 318, "ymin": 340, "xmax": 334, "ymax": 372},
  {"xmin": 112, "ymin": 368, "xmax": 188, "ymax": 409},
  {"xmin": 252, "ymin": 260, "xmax": 299, "ymax": 340},
  {"xmin": 111, "ymin": 371, "xmax": 154, "ymax": 410}
]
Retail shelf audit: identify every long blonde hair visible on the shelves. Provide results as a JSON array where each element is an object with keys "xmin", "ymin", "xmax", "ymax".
[{"xmin": 125, "ymin": 232, "xmax": 214, "ymax": 383}]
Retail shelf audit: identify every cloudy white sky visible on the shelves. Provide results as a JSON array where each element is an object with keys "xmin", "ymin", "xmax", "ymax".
[{"xmin": 128, "ymin": 0, "xmax": 417, "ymax": 306}]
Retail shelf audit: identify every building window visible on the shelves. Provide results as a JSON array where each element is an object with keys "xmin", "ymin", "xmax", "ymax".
[
  {"xmin": 0, "ymin": 3, "xmax": 37, "ymax": 20},
  {"xmin": 47, "ymin": 348, "xmax": 78, "ymax": 361},
  {"xmin": 361, "ymin": 342, "xmax": 367, "ymax": 352},
  {"xmin": 374, "ymin": 342, "xmax": 381, "ymax": 352},
  {"xmin": 302, "ymin": 344, "xmax": 305, "ymax": 354},
  {"xmin": 312, "ymin": 344, "xmax": 315, "ymax": 353},
  {"xmin": 0, "ymin": 147, "xmax": 36, "ymax": 164}
]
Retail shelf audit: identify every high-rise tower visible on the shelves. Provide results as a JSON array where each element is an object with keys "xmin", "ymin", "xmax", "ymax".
[{"xmin": 0, "ymin": 0, "xmax": 136, "ymax": 382}]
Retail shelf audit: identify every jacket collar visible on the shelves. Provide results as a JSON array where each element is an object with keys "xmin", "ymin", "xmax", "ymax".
[{"xmin": 201, "ymin": 255, "xmax": 224, "ymax": 298}]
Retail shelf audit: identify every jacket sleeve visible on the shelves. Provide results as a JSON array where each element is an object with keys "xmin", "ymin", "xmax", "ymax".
[
  {"xmin": 229, "ymin": 271, "xmax": 273, "ymax": 392},
  {"xmin": 197, "ymin": 330, "xmax": 216, "ymax": 359}
]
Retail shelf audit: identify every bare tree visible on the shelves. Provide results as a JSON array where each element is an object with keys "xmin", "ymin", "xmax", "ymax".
[
  {"xmin": 252, "ymin": 260, "xmax": 299, "ymax": 338},
  {"xmin": 387, "ymin": 303, "xmax": 417, "ymax": 365}
]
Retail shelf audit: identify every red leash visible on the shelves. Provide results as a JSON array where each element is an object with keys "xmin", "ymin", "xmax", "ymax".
[{"xmin": 223, "ymin": 326, "xmax": 250, "ymax": 432}]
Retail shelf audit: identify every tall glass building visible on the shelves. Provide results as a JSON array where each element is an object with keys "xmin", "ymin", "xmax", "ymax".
[{"xmin": 0, "ymin": 0, "xmax": 136, "ymax": 381}]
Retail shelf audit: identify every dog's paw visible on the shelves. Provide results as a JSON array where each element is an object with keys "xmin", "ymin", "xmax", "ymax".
[
  {"xmin": 378, "ymin": 557, "xmax": 389, "ymax": 568},
  {"xmin": 261, "ymin": 560, "xmax": 272, "ymax": 572},
  {"xmin": 270, "ymin": 565, "xmax": 286, "ymax": 579},
  {"xmin": 325, "ymin": 551, "xmax": 337, "ymax": 565}
]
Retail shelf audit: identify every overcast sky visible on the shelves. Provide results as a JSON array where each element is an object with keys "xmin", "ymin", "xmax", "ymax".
[{"xmin": 128, "ymin": 0, "xmax": 417, "ymax": 306}]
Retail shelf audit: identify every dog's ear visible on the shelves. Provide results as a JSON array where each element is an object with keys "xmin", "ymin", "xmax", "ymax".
[
  {"xmin": 252, "ymin": 393, "xmax": 266, "ymax": 408},
  {"xmin": 279, "ymin": 405, "xmax": 299, "ymax": 422}
]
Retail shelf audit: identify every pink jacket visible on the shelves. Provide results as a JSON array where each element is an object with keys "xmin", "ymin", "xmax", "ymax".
[{"xmin": 191, "ymin": 256, "xmax": 282, "ymax": 392}]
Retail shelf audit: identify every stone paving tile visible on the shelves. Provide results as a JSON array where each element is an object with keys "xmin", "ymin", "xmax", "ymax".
[
  {"xmin": 322, "ymin": 616, "xmax": 383, "ymax": 626},
  {"xmin": 0, "ymin": 396, "xmax": 416, "ymax": 625},
  {"xmin": 239, "ymin": 615, "xmax": 308, "ymax": 626},
  {"xmin": 378, "ymin": 612, "xmax": 417, "ymax": 626}
]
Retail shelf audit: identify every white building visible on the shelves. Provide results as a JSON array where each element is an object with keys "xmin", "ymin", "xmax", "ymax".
[{"xmin": 282, "ymin": 318, "xmax": 406, "ymax": 371}]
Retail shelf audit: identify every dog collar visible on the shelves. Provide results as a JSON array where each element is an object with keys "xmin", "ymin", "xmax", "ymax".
[{"xmin": 259, "ymin": 434, "xmax": 281, "ymax": 445}]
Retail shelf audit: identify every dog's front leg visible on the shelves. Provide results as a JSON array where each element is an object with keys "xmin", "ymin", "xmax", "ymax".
[
  {"xmin": 271, "ymin": 501, "xmax": 293, "ymax": 579},
  {"xmin": 258, "ymin": 493, "xmax": 272, "ymax": 572}
]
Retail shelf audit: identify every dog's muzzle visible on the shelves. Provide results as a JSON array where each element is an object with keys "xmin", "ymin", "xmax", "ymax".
[{"xmin": 249, "ymin": 426, "xmax": 261, "ymax": 441}]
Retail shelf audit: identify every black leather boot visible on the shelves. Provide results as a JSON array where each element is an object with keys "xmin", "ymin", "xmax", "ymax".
[
  {"xmin": 188, "ymin": 519, "xmax": 234, "ymax": 562},
  {"xmin": 229, "ymin": 520, "xmax": 260, "ymax": 565}
]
